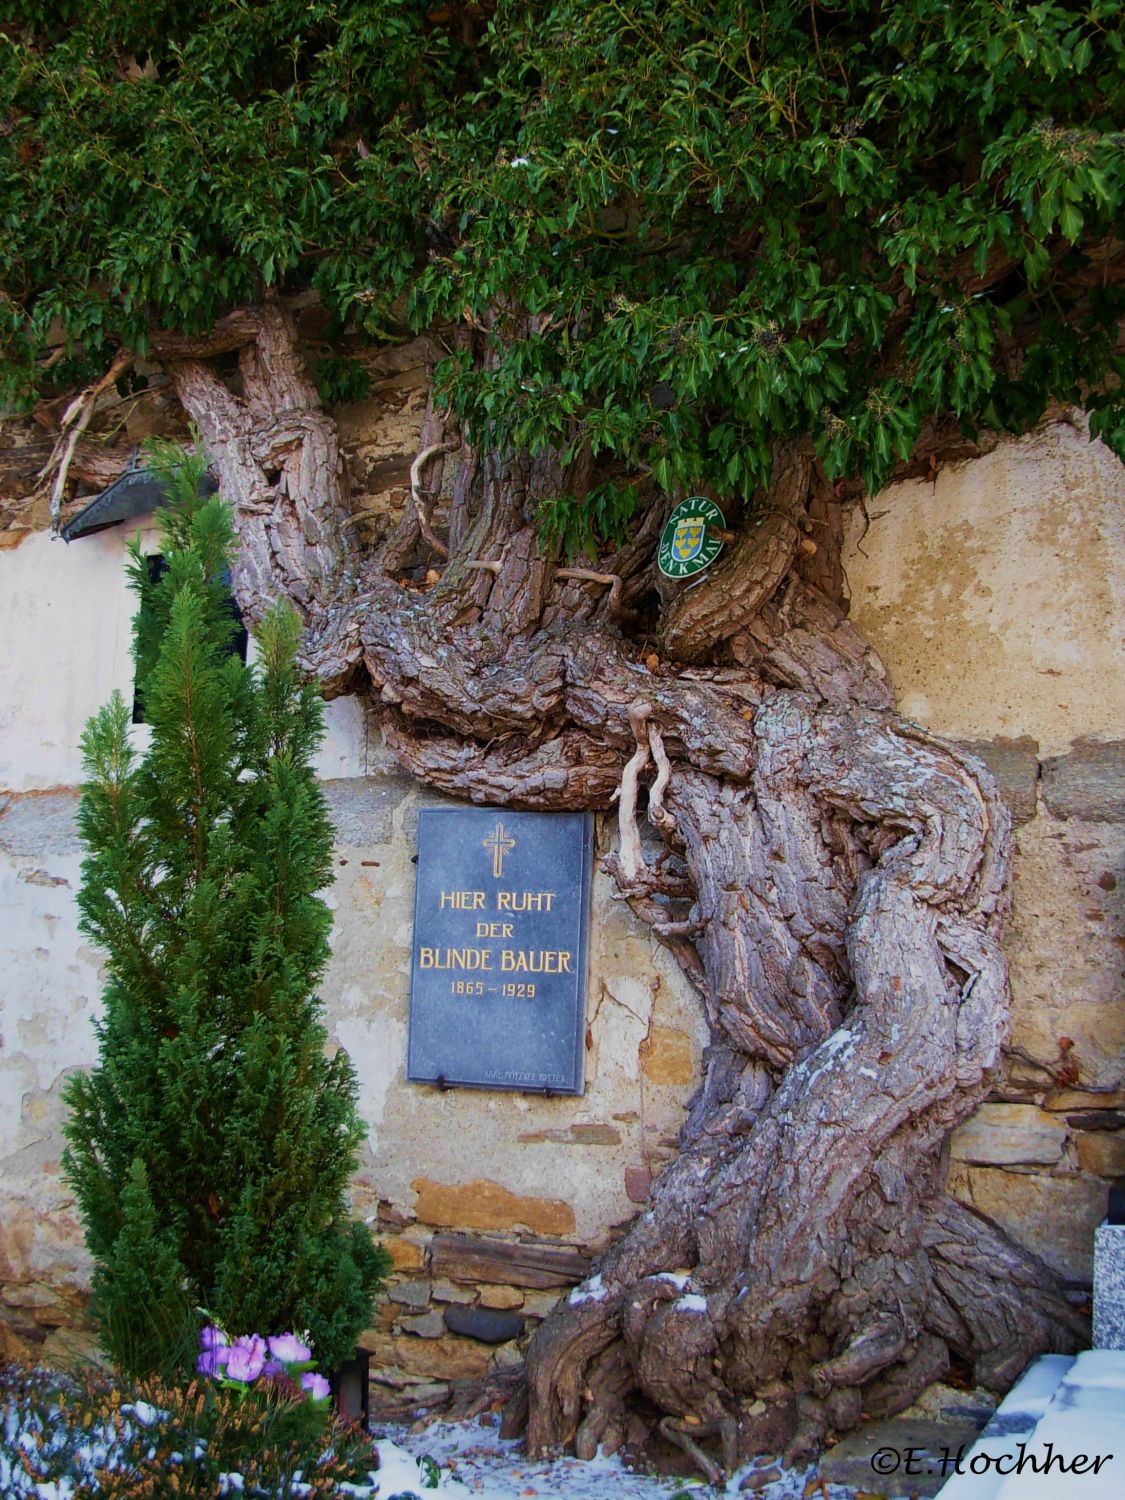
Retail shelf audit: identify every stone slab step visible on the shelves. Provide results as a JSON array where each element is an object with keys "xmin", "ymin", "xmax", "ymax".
[
  {"xmin": 936, "ymin": 1352, "xmax": 1075, "ymax": 1499},
  {"xmin": 819, "ymin": 1417, "xmax": 983, "ymax": 1497}
]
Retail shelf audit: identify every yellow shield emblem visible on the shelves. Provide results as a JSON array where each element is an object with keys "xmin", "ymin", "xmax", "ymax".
[{"xmin": 673, "ymin": 518, "xmax": 706, "ymax": 561}]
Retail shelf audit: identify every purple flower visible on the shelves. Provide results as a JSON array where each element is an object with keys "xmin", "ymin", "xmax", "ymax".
[
  {"xmin": 225, "ymin": 1333, "xmax": 267, "ymax": 1383},
  {"xmin": 266, "ymin": 1332, "xmax": 312, "ymax": 1365},
  {"xmin": 200, "ymin": 1324, "xmax": 229, "ymax": 1351},
  {"xmin": 300, "ymin": 1371, "xmax": 331, "ymax": 1401},
  {"xmin": 196, "ymin": 1344, "xmax": 231, "ymax": 1378}
]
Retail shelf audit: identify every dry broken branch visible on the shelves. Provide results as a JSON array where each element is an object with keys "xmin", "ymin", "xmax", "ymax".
[
  {"xmin": 41, "ymin": 349, "xmax": 135, "ymax": 531},
  {"xmin": 646, "ymin": 721, "xmax": 675, "ymax": 837}
]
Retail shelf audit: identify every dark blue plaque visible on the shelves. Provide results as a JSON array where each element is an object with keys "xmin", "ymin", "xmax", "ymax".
[{"xmin": 407, "ymin": 809, "xmax": 593, "ymax": 1094}]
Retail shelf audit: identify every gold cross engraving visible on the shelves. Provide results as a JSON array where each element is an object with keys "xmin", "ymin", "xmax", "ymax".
[{"xmin": 483, "ymin": 821, "xmax": 517, "ymax": 878}]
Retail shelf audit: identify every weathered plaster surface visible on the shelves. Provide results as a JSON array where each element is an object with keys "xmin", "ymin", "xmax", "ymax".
[
  {"xmin": 0, "ymin": 523, "xmax": 367, "ymax": 793},
  {"xmin": 0, "ymin": 527, "xmax": 135, "ymax": 792},
  {"xmin": 843, "ymin": 421, "xmax": 1124, "ymax": 756},
  {"xmin": 0, "ymin": 812, "xmax": 98, "ymax": 1354},
  {"xmin": 1004, "ymin": 812, "xmax": 1125, "ymax": 1095}
]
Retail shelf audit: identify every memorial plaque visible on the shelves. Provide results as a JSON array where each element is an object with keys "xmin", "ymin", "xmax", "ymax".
[{"xmin": 407, "ymin": 809, "xmax": 593, "ymax": 1094}]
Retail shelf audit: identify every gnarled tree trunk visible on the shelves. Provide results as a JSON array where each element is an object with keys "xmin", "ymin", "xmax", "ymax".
[{"xmin": 158, "ymin": 302, "xmax": 1083, "ymax": 1472}]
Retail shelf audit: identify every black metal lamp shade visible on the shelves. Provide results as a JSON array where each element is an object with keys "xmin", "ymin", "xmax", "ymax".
[{"xmin": 61, "ymin": 461, "xmax": 217, "ymax": 541}]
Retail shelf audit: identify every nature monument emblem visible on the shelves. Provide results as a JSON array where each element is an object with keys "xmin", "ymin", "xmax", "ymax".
[{"xmin": 658, "ymin": 496, "xmax": 726, "ymax": 579}]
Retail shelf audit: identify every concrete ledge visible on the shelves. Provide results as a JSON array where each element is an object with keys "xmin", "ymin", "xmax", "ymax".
[
  {"xmin": 0, "ymin": 774, "xmax": 442, "ymax": 859},
  {"xmin": 1041, "ymin": 740, "xmax": 1125, "ymax": 822},
  {"xmin": 992, "ymin": 1351, "xmax": 1125, "ymax": 1496},
  {"xmin": 956, "ymin": 737, "xmax": 1040, "ymax": 826},
  {"xmin": 320, "ymin": 773, "xmax": 417, "ymax": 847}
]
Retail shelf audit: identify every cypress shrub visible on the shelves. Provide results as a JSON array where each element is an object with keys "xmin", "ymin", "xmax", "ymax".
[{"xmin": 63, "ymin": 447, "xmax": 388, "ymax": 1377}]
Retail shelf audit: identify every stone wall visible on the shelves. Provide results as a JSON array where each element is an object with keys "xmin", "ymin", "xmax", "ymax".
[{"xmin": 1, "ymin": 402, "xmax": 1122, "ymax": 1396}]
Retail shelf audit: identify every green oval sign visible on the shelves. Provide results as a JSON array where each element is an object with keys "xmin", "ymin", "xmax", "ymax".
[{"xmin": 657, "ymin": 497, "xmax": 726, "ymax": 579}]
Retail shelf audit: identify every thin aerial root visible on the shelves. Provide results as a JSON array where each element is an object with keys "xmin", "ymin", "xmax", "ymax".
[
  {"xmin": 658, "ymin": 1416, "xmax": 725, "ymax": 1486},
  {"xmin": 615, "ymin": 699, "xmax": 653, "ymax": 879}
]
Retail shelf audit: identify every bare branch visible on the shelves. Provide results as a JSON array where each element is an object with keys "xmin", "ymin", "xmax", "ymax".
[
  {"xmin": 148, "ymin": 307, "xmax": 262, "ymax": 360},
  {"xmin": 646, "ymin": 721, "xmax": 675, "ymax": 837},
  {"xmin": 555, "ymin": 567, "xmax": 624, "ymax": 618},
  {"xmin": 40, "ymin": 349, "xmax": 135, "ymax": 531}
]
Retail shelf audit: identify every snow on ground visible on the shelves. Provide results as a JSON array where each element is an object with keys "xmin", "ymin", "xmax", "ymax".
[
  {"xmin": 12, "ymin": 1352, "xmax": 1124, "ymax": 1498},
  {"xmin": 1, "ymin": 1379, "xmax": 861, "ymax": 1500},
  {"xmin": 376, "ymin": 1415, "xmax": 861, "ymax": 1499}
]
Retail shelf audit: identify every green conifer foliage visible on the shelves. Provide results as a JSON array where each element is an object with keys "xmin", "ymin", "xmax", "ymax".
[{"xmin": 62, "ymin": 448, "xmax": 388, "ymax": 1375}]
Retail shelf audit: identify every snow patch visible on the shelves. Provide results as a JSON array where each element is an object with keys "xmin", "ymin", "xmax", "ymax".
[
  {"xmin": 121, "ymin": 1401, "xmax": 166, "ymax": 1428},
  {"xmin": 653, "ymin": 1272, "xmax": 689, "ymax": 1290},
  {"xmin": 568, "ymin": 1272, "xmax": 607, "ymax": 1305},
  {"xmin": 368, "ymin": 1438, "xmax": 438, "ymax": 1494},
  {"xmin": 381, "ymin": 1416, "xmax": 862, "ymax": 1499}
]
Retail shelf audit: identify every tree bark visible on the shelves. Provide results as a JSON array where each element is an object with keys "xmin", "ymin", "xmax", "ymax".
[{"xmin": 156, "ymin": 307, "xmax": 1084, "ymax": 1473}]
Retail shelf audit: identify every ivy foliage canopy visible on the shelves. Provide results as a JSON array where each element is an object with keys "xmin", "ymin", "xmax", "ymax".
[{"xmin": 3, "ymin": 1, "xmax": 1122, "ymax": 548}]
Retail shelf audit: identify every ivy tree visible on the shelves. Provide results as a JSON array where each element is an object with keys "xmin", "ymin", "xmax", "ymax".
[
  {"xmin": 5, "ymin": 0, "xmax": 1120, "ymax": 1471},
  {"xmin": 62, "ymin": 451, "xmax": 388, "ymax": 1376}
]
